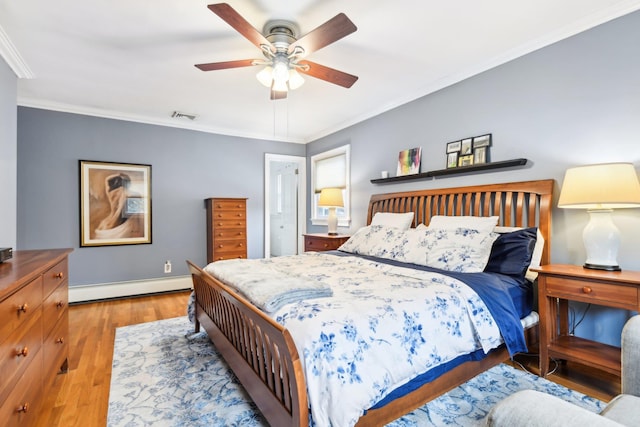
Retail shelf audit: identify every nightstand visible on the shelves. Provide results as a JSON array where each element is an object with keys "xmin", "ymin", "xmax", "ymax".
[
  {"xmin": 303, "ymin": 233, "xmax": 350, "ymax": 252},
  {"xmin": 534, "ymin": 264, "xmax": 640, "ymax": 377}
]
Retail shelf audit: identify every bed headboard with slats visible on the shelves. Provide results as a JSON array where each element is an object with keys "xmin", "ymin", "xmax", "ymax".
[{"xmin": 366, "ymin": 179, "xmax": 554, "ymax": 265}]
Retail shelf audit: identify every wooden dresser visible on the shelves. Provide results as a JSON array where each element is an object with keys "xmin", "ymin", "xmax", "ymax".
[
  {"xmin": 206, "ymin": 198, "xmax": 247, "ymax": 263},
  {"xmin": 0, "ymin": 248, "xmax": 71, "ymax": 426}
]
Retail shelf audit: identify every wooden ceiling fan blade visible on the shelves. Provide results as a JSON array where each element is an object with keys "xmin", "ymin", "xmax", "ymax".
[
  {"xmin": 208, "ymin": 3, "xmax": 273, "ymax": 52},
  {"xmin": 195, "ymin": 59, "xmax": 257, "ymax": 71},
  {"xmin": 288, "ymin": 13, "xmax": 356, "ymax": 57},
  {"xmin": 298, "ymin": 61, "xmax": 358, "ymax": 88},
  {"xmin": 270, "ymin": 89, "xmax": 287, "ymax": 100}
]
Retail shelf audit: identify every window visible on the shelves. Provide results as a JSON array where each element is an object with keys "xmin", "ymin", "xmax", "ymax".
[{"xmin": 311, "ymin": 144, "xmax": 350, "ymax": 226}]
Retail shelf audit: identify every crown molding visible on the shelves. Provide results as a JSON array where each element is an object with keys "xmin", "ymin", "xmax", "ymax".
[{"xmin": 0, "ymin": 24, "xmax": 33, "ymax": 79}]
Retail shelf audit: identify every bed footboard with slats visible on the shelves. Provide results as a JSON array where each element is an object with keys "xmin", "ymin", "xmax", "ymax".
[{"xmin": 187, "ymin": 261, "xmax": 308, "ymax": 426}]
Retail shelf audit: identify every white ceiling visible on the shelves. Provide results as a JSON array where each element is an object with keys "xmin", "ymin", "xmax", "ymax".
[{"xmin": 2, "ymin": 1, "xmax": 640, "ymax": 143}]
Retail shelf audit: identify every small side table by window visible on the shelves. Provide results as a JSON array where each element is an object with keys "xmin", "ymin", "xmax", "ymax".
[
  {"xmin": 303, "ymin": 233, "xmax": 350, "ymax": 252},
  {"xmin": 534, "ymin": 264, "xmax": 640, "ymax": 378}
]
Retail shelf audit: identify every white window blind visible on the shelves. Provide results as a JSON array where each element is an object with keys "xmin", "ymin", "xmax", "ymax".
[{"xmin": 314, "ymin": 153, "xmax": 346, "ymax": 192}]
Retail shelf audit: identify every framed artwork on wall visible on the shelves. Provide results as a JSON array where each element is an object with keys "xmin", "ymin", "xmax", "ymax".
[
  {"xmin": 396, "ymin": 147, "xmax": 422, "ymax": 176},
  {"xmin": 79, "ymin": 160, "xmax": 152, "ymax": 247}
]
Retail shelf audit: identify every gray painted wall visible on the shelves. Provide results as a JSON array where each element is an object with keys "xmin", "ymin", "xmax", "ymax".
[
  {"xmin": 17, "ymin": 108, "xmax": 304, "ymax": 284},
  {"xmin": 0, "ymin": 57, "xmax": 17, "ymax": 249},
  {"xmin": 307, "ymin": 11, "xmax": 640, "ymax": 346}
]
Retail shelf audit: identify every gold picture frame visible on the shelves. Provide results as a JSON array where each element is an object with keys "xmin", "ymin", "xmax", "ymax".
[{"xmin": 79, "ymin": 160, "xmax": 152, "ymax": 247}]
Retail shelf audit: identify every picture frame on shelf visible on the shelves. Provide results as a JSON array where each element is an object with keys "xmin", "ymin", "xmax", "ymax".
[
  {"xmin": 396, "ymin": 147, "xmax": 422, "ymax": 176},
  {"xmin": 460, "ymin": 138, "xmax": 473, "ymax": 155},
  {"xmin": 446, "ymin": 140, "xmax": 461, "ymax": 153},
  {"xmin": 473, "ymin": 133, "xmax": 492, "ymax": 148},
  {"xmin": 458, "ymin": 154, "xmax": 474, "ymax": 167},
  {"xmin": 447, "ymin": 152, "xmax": 458, "ymax": 169},
  {"xmin": 79, "ymin": 160, "xmax": 152, "ymax": 247},
  {"xmin": 474, "ymin": 146, "xmax": 488, "ymax": 164}
]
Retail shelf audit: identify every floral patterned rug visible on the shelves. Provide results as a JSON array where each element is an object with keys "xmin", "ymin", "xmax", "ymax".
[{"xmin": 108, "ymin": 316, "xmax": 604, "ymax": 426}]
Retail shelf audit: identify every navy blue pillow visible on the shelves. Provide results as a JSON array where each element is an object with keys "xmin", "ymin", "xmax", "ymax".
[{"xmin": 484, "ymin": 227, "xmax": 538, "ymax": 283}]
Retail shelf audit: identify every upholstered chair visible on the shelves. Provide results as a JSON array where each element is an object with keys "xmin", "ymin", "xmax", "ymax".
[{"xmin": 486, "ymin": 315, "xmax": 640, "ymax": 426}]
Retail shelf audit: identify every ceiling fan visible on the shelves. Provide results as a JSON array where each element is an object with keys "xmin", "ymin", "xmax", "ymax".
[{"xmin": 195, "ymin": 3, "xmax": 358, "ymax": 100}]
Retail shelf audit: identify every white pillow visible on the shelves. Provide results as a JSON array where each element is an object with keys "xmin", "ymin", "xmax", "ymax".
[
  {"xmin": 428, "ymin": 215, "xmax": 499, "ymax": 232},
  {"xmin": 370, "ymin": 212, "xmax": 414, "ymax": 230},
  {"xmin": 494, "ymin": 226, "xmax": 545, "ymax": 281}
]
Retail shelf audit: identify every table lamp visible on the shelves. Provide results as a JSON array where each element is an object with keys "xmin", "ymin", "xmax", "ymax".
[
  {"xmin": 318, "ymin": 188, "xmax": 344, "ymax": 235},
  {"xmin": 558, "ymin": 162, "xmax": 640, "ymax": 271}
]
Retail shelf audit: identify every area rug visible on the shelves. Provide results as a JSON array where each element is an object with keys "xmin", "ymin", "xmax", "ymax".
[{"xmin": 108, "ymin": 316, "xmax": 605, "ymax": 426}]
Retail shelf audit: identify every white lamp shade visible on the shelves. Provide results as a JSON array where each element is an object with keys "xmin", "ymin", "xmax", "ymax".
[
  {"xmin": 288, "ymin": 68, "xmax": 305, "ymax": 90},
  {"xmin": 558, "ymin": 162, "xmax": 640, "ymax": 271},
  {"xmin": 256, "ymin": 66, "xmax": 273, "ymax": 87},
  {"xmin": 318, "ymin": 188, "xmax": 344, "ymax": 207},
  {"xmin": 558, "ymin": 162, "xmax": 640, "ymax": 209}
]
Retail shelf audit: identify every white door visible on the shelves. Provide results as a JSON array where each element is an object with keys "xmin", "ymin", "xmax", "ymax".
[{"xmin": 264, "ymin": 154, "xmax": 306, "ymax": 257}]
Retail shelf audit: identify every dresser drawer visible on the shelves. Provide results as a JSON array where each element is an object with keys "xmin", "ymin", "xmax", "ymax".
[
  {"xmin": 211, "ymin": 251, "xmax": 247, "ymax": 261},
  {"xmin": 43, "ymin": 279, "xmax": 68, "ymax": 338},
  {"xmin": 212, "ymin": 219, "xmax": 247, "ymax": 229},
  {"xmin": 211, "ymin": 209, "xmax": 245, "ymax": 221},
  {"xmin": 0, "ymin": 347, "xmax": 43, "ymax": 427},
  {"xmin": 0, "ymin": 277, "xmax": 42, "ymax": 346},
  {"xmin": 545, "ymin": 275, "xmax": 639, "ymax": 310},
  {"xmin": 42, "ymin": 257, "xmax": 68, "ymax": 298},
  {"xmin": 213, "ymin": 229, "xmax": 246, "ymax": 240},
  {"xmin": 0, "ymin": 309, "xmax": 42, "ymax": 404},
  {"xmin": 211, "ymin": 200, "xmax": 246, "ymax": 211},
  {"xmin": 43, "ymin": 310, "xmax": 69, "ymax": 389}
]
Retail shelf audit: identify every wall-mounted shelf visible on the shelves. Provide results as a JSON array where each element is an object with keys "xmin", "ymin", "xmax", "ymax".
[{"xmin": 370, "ymin": 158, "xmax": 528, "ymax": 184}]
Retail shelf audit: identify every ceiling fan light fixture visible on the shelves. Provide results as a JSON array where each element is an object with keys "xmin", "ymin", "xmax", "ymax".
[
  {"xmin": 272, "ymin": 77, "xmax": 288, "ymax": 92},
  {"xmin": 272, "ymin": 58, "xmax": 289, "ymax": 82},
  {"xmin": 288, "ymin": 68, "xmax": 305, "ymax": 90},
  {"xmin": 256, "ymin": 66, "xmax": 273, "ymax": 87}
]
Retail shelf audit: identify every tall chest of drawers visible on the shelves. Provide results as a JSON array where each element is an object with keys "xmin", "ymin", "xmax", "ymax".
[
  {"xmin": 205, "ymin": 198, "xmax": 247, "ymax": 263},
  {"xmin": 0, "ymin": 249, "xmax": 71, "ymax": 426}
]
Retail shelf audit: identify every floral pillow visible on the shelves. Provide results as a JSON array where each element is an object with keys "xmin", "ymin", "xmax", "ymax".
[
  {"xmin": 340, "ymin": 224, "xmax": 498, "ymax": 273},
  {"xmin": 338, "ymin": 225, "xmax": 408, "ymax": 259},
  {"xmin": 424, "ymin": 227, "xmax": 499, "ymax": 272}
]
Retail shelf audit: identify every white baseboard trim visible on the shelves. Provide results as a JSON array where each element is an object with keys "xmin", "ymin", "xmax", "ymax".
[{"xmin": 69, "ymin": 276, "xmax": 192, "ymax": 303}]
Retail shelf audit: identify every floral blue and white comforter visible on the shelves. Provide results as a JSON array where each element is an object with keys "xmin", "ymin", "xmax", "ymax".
[{"xmin": 205, "ymin": 252, "xmax": 506, "ymax": 427}]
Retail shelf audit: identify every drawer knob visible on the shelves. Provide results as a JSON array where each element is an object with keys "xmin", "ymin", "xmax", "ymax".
[
  {"xmin": 17, "ymin": 403, "xmax": 29, "ymax": 413},
  {"xmin": 218, "ymin": 244, "xmax": 224, "ymax": 248},
  {"xmin": 17, "ymin": 303, "xmax": 28, "ymax": 313},
  {"xmin": 218, "ymin": 222, "xmax": 223, "ymax": 226},
  {"xmin": 237, "ymin": 213, "xmax": 242, "ymax": 217},
  {"xmin": 54, "ymin": 272, "xmax": 64, "ymax": 279},
  {"xmin": 582, "ymin": 286, "xmax": 593, "ymax": 294},
  {"xmin": 56, "ymin": 337, "xmax": 65, "ymax": 344},
  {"xmin": 16, "ymin": 346, "xmax": 29, "ymax": 357},
  {"xmin": 56, "ymin": 301, "xmax": 65, "ymax": 309}
]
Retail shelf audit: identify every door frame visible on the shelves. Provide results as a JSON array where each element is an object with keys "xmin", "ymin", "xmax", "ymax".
[{"xmin": 264, "ymin": 153, "xmax": 306, "ymax": 258}]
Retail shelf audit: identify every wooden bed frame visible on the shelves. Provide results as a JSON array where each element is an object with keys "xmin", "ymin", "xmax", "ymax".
[{"xmin": 187, "ymin": 179, "xmax": 554, "ymax": 426}]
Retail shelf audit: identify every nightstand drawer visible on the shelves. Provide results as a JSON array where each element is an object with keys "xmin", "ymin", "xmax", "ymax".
[
  {"xmin": 304, "ymin": 234, "xmax": 350, "ymax": 252},
  {"xmin": 545, "ymin": 275, "xmax": 639, "ymax": 310}
]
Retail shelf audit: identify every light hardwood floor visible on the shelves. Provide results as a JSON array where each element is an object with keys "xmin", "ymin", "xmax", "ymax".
[
  {"xmin": 35, "ymin": 290, "xmax": 619, "ymax": 426},
  {"xmin": 36, "ymin": 290, "xmax": 192, "ymax": 427}
]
